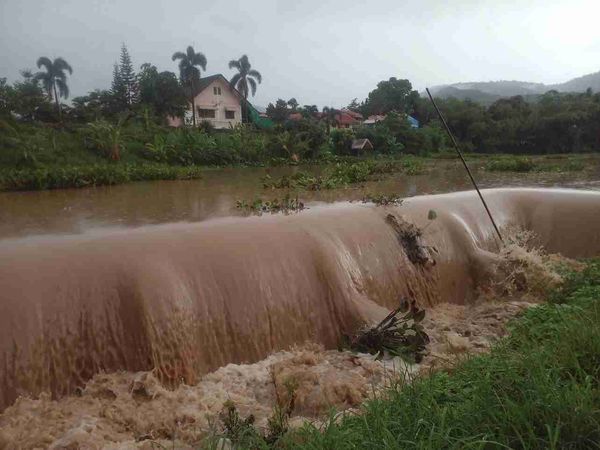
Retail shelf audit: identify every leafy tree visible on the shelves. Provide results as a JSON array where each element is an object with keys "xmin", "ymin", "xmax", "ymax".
[
  {"xmin": 363, "ymin": 77, "xmax": 419, "ymax": 116},
  {"xmin": 4, "ymin": 70, "xmax": 51, "ymax": 121},
  {"xmin": 300, "ymin": 105, "xmax": 319, "ymax": 118},
  {"xmin": 287, "ymin": 98, "xmax": 299, "ymax": 111},
  {"xmin": 32, "ymin": 56, "xmax": 73, "ymax": 120},
  {"xmin": 69, "ymin": 90, "xmax": 114, "ymax": 122},
  {"xmin": 347, "ymin": 98, "xmax": 361, "ymax": 112},
  {"xmin": 0, "ymin": 78, "xmax": 12, "ymax": 118},
  {"xmin": 229, "ymin": 55, "xmax": 262, "ymax": 122},
  {"xmin": 266, "ymin": 99, "xmax": 289, "ymax": 124},
  {"xmin": 354, "ymin": 124, "xmax": 403, "ymax": 154},
  {"xmin": 172, "ymin": 45, "xmax": 207, "ymax": 127},
  {"xmin": 412, "ymin": 96, "xmax": 438, "ymax": 127},
  {"xmin": 330, "ymin": 128, "xmax": 355, "ymax": 155},
  {"xmin": 282, "ymin": 116, "xmax": 328, "ymax": 158},
  {"xmin": 322, "ymin": 106, "xmax": 339, "ymax": 133},
  {"xmin": 138, "ymin": 63, "xmax": 187, "ymax": 119}
]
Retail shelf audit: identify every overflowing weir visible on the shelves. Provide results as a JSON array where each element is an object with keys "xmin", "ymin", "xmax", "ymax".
[{"xmin": 1, "ymin": 188, "xmax": 599, "ymax": 411}]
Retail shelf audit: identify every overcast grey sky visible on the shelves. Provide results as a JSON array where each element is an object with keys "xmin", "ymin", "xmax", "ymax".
[{"xmin": 1, "ymin": 0, "xmax": 600, "ymax": 108}]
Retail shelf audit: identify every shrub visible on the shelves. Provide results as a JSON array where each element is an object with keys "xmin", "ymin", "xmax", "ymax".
[
  {"xmin": 419, "ymin": 124, "xmax": 448, "ymax": 154},
  {"xmin": 354, "ymin": 125, "xmax": 403, "ymax": 154},
  {"xmin": 330, "ymin": 128, "xmax": 355, "ymax": 155},
  {"xmin": 485, "ymin": 156, "xmax": 537, "ymax": 172},
  {"xmin": 83, "ymin": 118, "xmax": 128, "ymax": 160},
  {"xmin": 167, "ymin": 128, "xmax": 219, "ymax": 165},
  {"xmin": 266, "ymin": 130, "xmax": 310, "ymax": 160},
  {"xmin": 0, "ymin": 164, "xmax": 202, "ymax": 191}
]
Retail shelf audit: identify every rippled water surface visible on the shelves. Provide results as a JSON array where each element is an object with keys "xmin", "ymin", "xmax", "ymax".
[{"xmin": 2, "ymin": 158, "xmax": 600, "ymax": 239}]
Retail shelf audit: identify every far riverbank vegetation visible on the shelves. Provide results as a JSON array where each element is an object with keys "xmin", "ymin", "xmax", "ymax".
[{"xmin": 2, "ymin": 45, "xmax": 600, "ymax": 191}]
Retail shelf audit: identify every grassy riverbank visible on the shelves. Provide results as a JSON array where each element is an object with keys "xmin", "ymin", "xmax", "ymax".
[
  {"xmin": 4, "ymin": 152, "xmax": 594, "ymax": 193},
  {"xmin": 210, "ymin": 260, "xmax": 600, "ymax": 449},
  {"xmin": 0, "ymin": 164, "xmax": 203, "ymax": 191},
  {"xmin": 1, "ymin": 120, "xmax": 597, "ymax": 192},
  {"xmin": 286, "ymin": 260, "xmax": 600, "ymax": 449}
]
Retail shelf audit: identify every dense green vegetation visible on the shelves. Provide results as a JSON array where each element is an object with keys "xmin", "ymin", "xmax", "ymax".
[
  {"xmin": 204, "ymin": 260, "xmax": 600, "ymax": 449},
  {"xmin": 261, "ymin": 158, "xmax": 425, "ymax": 191},
  {"xmin": 483, "ymin": 155, "xmax": 586, "ymax": 173},
  {"xmin": 2, "ymin": 43, "xmax": 600, "ymax": 191},
  {"xmin": 413, "ymin": 91, "xmax": 600, "ymax": 155},
  {"xmin": 0, "ymin": 164, "xmax": 202, "ymax": 191}
]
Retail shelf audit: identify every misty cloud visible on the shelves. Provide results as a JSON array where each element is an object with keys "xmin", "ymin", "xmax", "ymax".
[{"xmin": 1, "ymin": 0, "xmax": 599, "ymax": 108}]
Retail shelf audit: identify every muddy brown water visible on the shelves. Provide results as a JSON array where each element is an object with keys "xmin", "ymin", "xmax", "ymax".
[
  {"xmin": 2, "ymin": 159, "xmax": 600, "ymax": 412},
  {"xmin": 1, "ymin": 159, "xmax": 600, "ymax": 240}
]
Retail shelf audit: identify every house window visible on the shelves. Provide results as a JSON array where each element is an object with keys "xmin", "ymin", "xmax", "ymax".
[
  {"xmin": 198, "ymin": 108, "xmax": 215, "ymax": 118},
  {"xmin": 225, "ymin": 110, "xmax": 235, "ymax": 120},
  {"xmin": 213, "ymin": 86, "xmax": 222, "ymax": 95}
]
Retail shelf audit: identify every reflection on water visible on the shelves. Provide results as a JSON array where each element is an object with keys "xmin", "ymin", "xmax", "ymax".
[{"xmin": 1, "ymin": 160, "xmax": 599, "ymax": 239}]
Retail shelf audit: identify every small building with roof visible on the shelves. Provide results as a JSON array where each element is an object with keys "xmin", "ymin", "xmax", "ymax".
[
  {"xmin": 341, "ymin": 108, "xmax": 364, "ymax": 121},
  {"xmin": 363, "ymin": 114, "xmax": 420, "ymax": 128},
  {"xmin": 333, "ymin": 111, "xmax": 361, "ymax": 129},
  {"xmin": 351, "ymin": 138, "xmax": 374, "ymax": 153},
  {"xmin": 168, "ymin": 74, "xmax": 244, "ymax": 129}
]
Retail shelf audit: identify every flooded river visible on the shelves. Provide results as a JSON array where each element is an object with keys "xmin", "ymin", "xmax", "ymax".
[
  {"xmin": 1, "ymin": 158, "xmax": 600, "ymax": 240},
  {"xmin": 2, "ymin": 155, "xmax": 600, "ymax": 447}
]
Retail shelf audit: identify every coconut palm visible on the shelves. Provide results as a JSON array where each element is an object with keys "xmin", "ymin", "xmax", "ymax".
[
  {"xmin": 33, "ymin": 57, "xmax": 73, "ymax": 120},
  {"xmin": 228, "ymin": 55, "xmax": 262, "ymax": 123},
  {"xmin": 172, "ymin": 46, "xmax": 207, "ymax": 127}
]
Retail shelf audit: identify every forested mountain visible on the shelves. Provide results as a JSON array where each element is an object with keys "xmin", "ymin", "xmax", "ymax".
[{"xmin": 429, "ymin": 70, "xmax": 600, "ymax": 103}]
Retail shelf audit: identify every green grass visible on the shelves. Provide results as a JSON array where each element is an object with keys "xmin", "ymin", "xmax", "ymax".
[
  {"xmin": 485, "ymin": 156, "xmax": 537, "ymax": 172},
  {"xmin": 275, "ymin": 260, "xmax": 600, "ymax": 449},
  {"xmin": 0, "ymin": 163, "xmax": 203, "ymax": 191},
  {"xmin": 261, "ymin": 159, "xmax": 425, "ymax": 191},
  {"xmin": 484, "ymin": 155, "xmax": 588, "ymax": 173}
]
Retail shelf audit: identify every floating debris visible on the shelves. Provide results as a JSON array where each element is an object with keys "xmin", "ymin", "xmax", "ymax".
[
  {"xmin": 362, "ymin": 193, "xmax": 404, "ymax": 206},
  {"xmin": 342, "ymin": 300, "xmax": 430, "ymax": 363},
  {"xmin": 236, "ymin": 193, "xmax": 305, "ymax": 215}
]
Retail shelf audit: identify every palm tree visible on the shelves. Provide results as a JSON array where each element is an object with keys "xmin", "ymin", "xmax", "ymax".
[
  {"xmin": 33, "ymin": 57, "xmax": 73, "ymax": 120},
  {"xmin": 172, "ymin": 46, "xmax": 207, "ymax": 127},
  {"xmin": 228, "ymin": 55, "xmax": 262, "ymax": 123}
]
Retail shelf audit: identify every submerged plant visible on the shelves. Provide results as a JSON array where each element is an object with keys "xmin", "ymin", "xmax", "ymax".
[
  {"xmin": 485, "ymin": 156, "xmax": 536, "ymax": 172},
  {"xmin": 400, "ymin": 157, "xmax": 427, "ymax": 175},
  {"xmin": 261, "ymin": 160, "xmax": 406, "ymax": 191},
  {"xmin": 342, "ymin": 300, "xmax": 430, "ymax": 363},
  {"xmin": 236, "ymin": 193, "xmax": 305, "ymax": 215},
  {"xmin": 362, "ymin": 193, "xmax": 404, "ymax": 206},
  {"xmin": 218, "ymin": 400, "xmax": 259, "ymax": 444},
  {"xmin": 216, "ymin": 384, "xmax": 296, "ymax": 448}
]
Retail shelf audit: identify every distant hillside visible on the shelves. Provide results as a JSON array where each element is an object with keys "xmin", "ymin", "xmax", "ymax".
[
  {"xmin": 548, "ymin": 71, "xmax": 600, "ymax": 92},
  {"xmin": 429, "ymin": 70, "xmax": 600, "ymax": 103},
  {"xmin": 431, "ymin": 86, "xmax": 502, "ymax": 105}
]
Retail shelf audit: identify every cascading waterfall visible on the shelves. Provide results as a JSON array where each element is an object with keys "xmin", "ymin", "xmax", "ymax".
[{"xmin": 1, "ymin": 188, "xmax": 600, "ymax": 411}]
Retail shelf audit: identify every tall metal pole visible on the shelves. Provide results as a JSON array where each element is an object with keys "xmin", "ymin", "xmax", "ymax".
[{"xmin": 425, "ymin": 88, "xmax": 504, "ymax": 244}]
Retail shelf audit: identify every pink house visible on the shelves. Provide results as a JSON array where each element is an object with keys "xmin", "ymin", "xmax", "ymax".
[{"xmin": 168, "ymin": 74, "xmax": 243, "ymax": 129}]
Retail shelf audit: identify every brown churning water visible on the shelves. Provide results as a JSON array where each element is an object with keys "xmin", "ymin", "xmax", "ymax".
[{"xmin": 1, "ymin": 188, "xmax": 599, "ymax": 411}]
